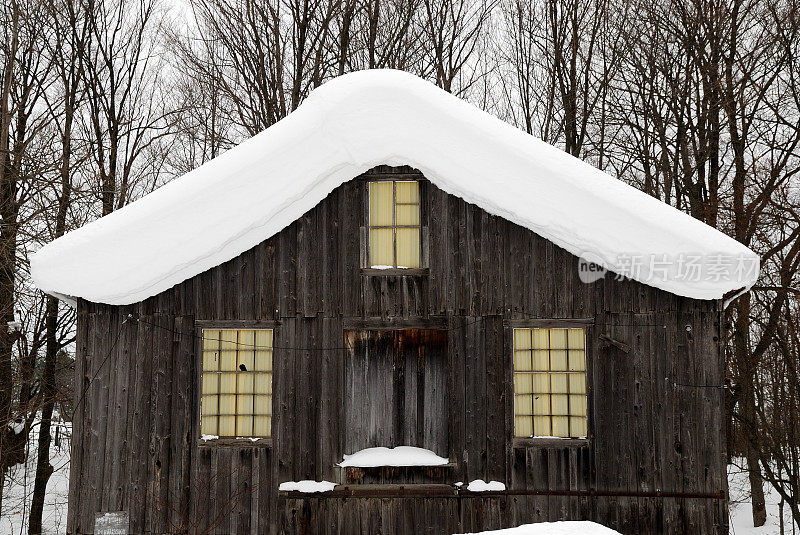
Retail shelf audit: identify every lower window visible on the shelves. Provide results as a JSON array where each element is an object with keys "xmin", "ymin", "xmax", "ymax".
[
  {"xmin": 513, "ymin": 327, "xmax": 587, "ymax": 438},
  {"xmin": 200, "ymin": 328, "xmax": 273, "ymax": 438}
]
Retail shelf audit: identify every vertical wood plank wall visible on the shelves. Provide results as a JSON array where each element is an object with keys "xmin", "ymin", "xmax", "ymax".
[{"xmin": 68, "ymin": 166, "xmax": 728, "ymax": 534}]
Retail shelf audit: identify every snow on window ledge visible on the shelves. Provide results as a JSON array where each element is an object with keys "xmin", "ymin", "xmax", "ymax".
[
  {"xmin": 278, "ymin": 480, "xmax": 336, "ymax": 493},
  {"xmin": 466, "ymin": 480, "xmax": 505, "ymax": 492},
  {"xmin": 516, "ymin": 435, "xmax": 588, "ymax": 441},
  {"xmin": 338, "ymin": 446, "xmax": 449, "ymax": 468},
  {"xmin": 200, "ymin": 434, "xmax": 268, "ymax": 444},
  {"xmin": 458, "ymin": 520, "xmax": 622, "ymax": 534}
]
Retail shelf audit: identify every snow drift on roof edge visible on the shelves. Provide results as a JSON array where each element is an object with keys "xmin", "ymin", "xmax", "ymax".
[{"xmin": 30, "ymin": 69, "xmax": 759, "ymax": 305}]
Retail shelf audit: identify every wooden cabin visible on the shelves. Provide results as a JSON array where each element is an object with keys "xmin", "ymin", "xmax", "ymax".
[{"xmin": 32, "ymin": 71, "xmax": 758, "ymax": 534}]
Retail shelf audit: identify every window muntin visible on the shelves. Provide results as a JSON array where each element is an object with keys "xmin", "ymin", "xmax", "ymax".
[
  {"xmin": 201, "ymin": 329, "xmax": 273, "ymax": 438},
  {"xmin": 369, "ymin": 180, "xmax": 421, "ymax": 268},
  {"xmin": 513, "ymin": 328, "xmax": 587, "ymax": 438}
]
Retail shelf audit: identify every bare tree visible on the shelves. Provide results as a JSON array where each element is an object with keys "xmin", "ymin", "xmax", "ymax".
[
  {"xmin": 420, "ymin": 0, "xmax": 495, "ymax": 94},
  {"xmin": 0, "ymin": 0, "xmax": 56, "ymax": 509},
  {"xmin": 27, "ymin": 0, "xmax": 90, "ymax": 531},
  {"xmin": 82, "ymin": 0, "xmax": 173, "ymax": 216}
]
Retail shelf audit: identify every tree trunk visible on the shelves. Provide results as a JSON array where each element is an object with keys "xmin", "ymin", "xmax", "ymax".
[
  {"xmin": 28, "ymin": 297, "xmax": 59, "ymax": 535},
  {"xmin": 29, "ymin": 31, "xmax": 76, "ymax": 525},
  {"xmin": 736, "ymin": 292, "xmax": 767, "ymax": 527},
  {"xmin": 0, "ymin": 1, "xmax": 21, "ymax": 512}
]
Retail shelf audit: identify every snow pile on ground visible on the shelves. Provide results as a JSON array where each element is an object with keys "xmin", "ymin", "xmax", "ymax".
[
  {"xmin": 339, "ymin": 446, "xmax": 449, "ymax": 468},
  {"xmin": 466, "ymin": 479, "xmax": 506, "ymax": 492},
  {"xmin": 31, "ymin": 70, "xmax": 758, "ymax": 305},
  {"xmin": 460, "ymin": 521, "xmax": 620, "ymax": 534},
  {"xmin": 0, "ymin": 420, "xmax": 71, "ymax": 535},
  {"xmin": 278, "ymin": 480, "xmax": 336, "ymax": 493}
]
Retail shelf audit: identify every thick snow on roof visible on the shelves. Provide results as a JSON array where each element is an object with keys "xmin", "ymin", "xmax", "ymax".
[{"xmin": 31, "ymin": 70, "xmax": 758, "ymax": 305}]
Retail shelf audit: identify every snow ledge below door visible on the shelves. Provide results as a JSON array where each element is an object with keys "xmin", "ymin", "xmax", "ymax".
[{"xmin": 339, "ymin": 446, "xmax": 449, "ymax": 468}]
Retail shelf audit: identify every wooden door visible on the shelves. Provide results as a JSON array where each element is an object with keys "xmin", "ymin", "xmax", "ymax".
[{"xmin": 344, "ymin": 329, "xmax": 448, "ymax": 456}]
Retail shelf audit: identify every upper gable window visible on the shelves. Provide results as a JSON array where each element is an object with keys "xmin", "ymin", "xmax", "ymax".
[{"xmin": 369, "ymin": 180, "xmax": 420, "ymax": 269}]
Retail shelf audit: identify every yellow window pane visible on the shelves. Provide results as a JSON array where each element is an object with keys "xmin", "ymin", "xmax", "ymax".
[
  {"xmin": 201, "ymin": 373, "xmax": 219, "ymax": 395},
  {"xmin": 515, "ymin": 394, "xmax": 532, "ymax": 416},
  {"xmin": 202, "ymin": 351, "xmax": 219, "ymax": 371},
  {"xmin": 549, "ymin": 329, "xmax": 568, "ymax": 349},
  {"xmin": 219, "ymin": 415, "xmax": 235, "ymax": 437},
  {"xmin": 200, "ymin": 395, "xmax": 218, "ymax": 416},
  {"xmin": 238, "ymin": 351, "xmax": 254, "ymax": 373},
  {"xmin": 202, "ymin": 330, "xmax": 219, "ymax": 350},
  {"xmin": 550, "ymin": 350, "xmax": 567, "ymax": 370},
  {"xmin": 532, "ymin": 373, "xmax": 550, "ymax": 393},
  {"xmin": 532, "ymin": 350, "xmax": 549, "ymax": 371},
  {"xmin": 570, "ymin": 417, "xmax": 587, "ymax": 437},
  {"xmin": 219, "ymin": 394, "xmax": 236, "ymax": 414},
  {"xmin": 238, "ymin": 374, "xmax": 254, "ymax": 394},
  {"xmin": 255, "ymin": 329, "xmax": 273, "ymax": 350},
  {"xmin": 568, "ymin": 329, "xmax": 585, "ymax": 349},
  {"xmin": 395, "ymin": 181, "xmax": 419, "ymax": 203},
  {"xmin": 255, "ymin": 373, "xmax": 272, "ymax": 395},
  {"xmin": 551, "ymin": 394, "xmax": 569, "ymax": 415},
  {"xmin": 220, "ymin": 351, "xmax": 236, "ymax": 371},
  {"xmin": 569, "ymin": 373, "xmax": 587, "ymax": 394},
  {"xmin": 552, "ymin": 416, "xmax": 570, "ymax": 437},
  {"xmin": 514, "ymin": 350, "xmax": 532, "ymax": 371},
  {"xmin": 515, "ymin": 416, "xmax": 533, "ymax": 437},
  {"xmin": 369, "ymin": 182, "xmax": 393, "ymax": 226},
  {"xmin": 220, "ymin": 373, "xmax": 237, "ymax": 394},
  {"xmin": 396, "ymin": 228, "xmax": 420, "ymax": 268},
  {"xmin": 531, "ymin": 329, "xmax": 550, "ymax": 349},
  {"xmin": 237, "ymin": 394, "xmax": 254, "ymax": 415},
  {"xmin": 254, "ymin": 350, "xmax": 272, "ymax": 371},
  {"xmin": 255, "ymin": 395, "xmax": 271, "ymax": 415},
  {"xmin": 551, "ymin": 373, "xmax": 568, "ymax": 393},
  {"xmin": 395, "ymin": 203, "xmax": 419, "ymax": 226},
  {"xmin": 220, "ymin": 329, "xmax": 238, "ymax": 350},
  {"xmin": 254, "ymin": 415, "xmax": 271, "ymax": 437},
  {"xmin": 569, "ymin": 395, "xmax": 587, "ymax": 417},
  {"xmin": 533, "ymin": 416, "xmax": 551, "ymax": 436},
  {"xmin": 532, "ymin": 393, "xmax": 550, "ymax": 415},
  {"xmin": 568, "ymin": 350, "xmax": 585, "ymax": 371},
  {"xmin": 514, "ymin": 373, "xmax": 532, "ymax": 394},
  {"xmin": 370, "ymin": 228, "xmax": 394, "ymax": 267},
  {"xmin": 513, "ymin": 329, "xmax": 531, "ymax": 350},
  {"xmin": 238, "ymin": 329, "xmax": 255, "ymax": 349},
  {"xmin": 201, "ymin": 415, "xmax": 217, "ymax": 436},
  {"xmin": 237, "ymin": 415, "xmax": 253, "ymax": 437}
]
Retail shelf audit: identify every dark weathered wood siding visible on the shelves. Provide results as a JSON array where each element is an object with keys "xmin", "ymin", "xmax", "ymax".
[{"xmin": 68, "ymin": 166, "xmax": 728, "ymax": 534}]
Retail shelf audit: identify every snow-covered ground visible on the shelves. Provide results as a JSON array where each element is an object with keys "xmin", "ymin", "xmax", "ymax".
[
  {"xmin": 1, "ymin": 419, "xmax": 71, "ymax": 535},
  {"xmin": 728, "ymin": 463, "xmax": 795, "ymax": 534},
  {"xmin": 2, "ymin": 441, "xmax": 794, "ymax": 535}
]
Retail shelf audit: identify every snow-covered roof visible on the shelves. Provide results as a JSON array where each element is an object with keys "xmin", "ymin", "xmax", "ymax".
[{"xmin": 31, "ymin": 70, "xmax": 758, "ymax": 305}]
